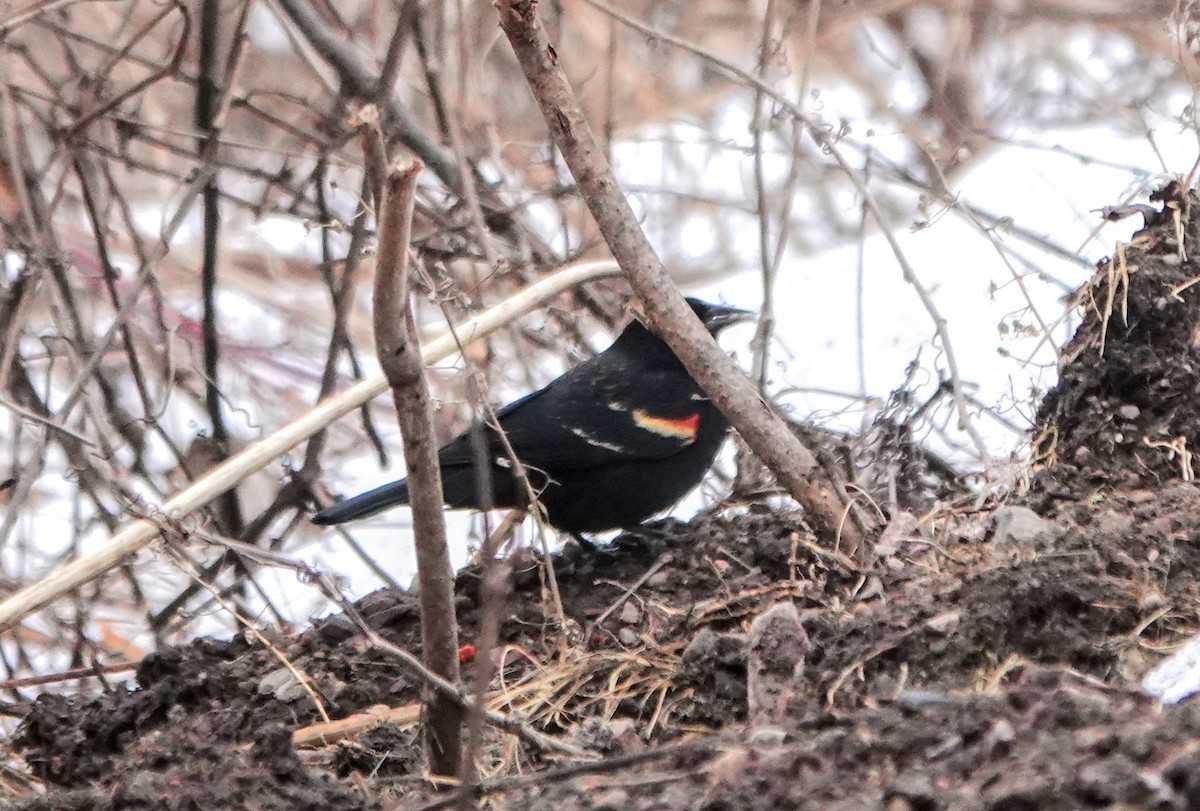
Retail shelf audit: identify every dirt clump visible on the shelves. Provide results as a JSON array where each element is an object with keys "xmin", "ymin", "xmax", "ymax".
[
  {"xmin": 1033, "ymin": 182, "xmax": 1200, "ymax": 497},
  {"xmin": 9, "ymin": 185, "xmax": 1200, "ymax": 809}
]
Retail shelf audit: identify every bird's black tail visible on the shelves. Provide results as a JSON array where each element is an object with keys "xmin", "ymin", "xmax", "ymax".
[{"xmin": 311, "ymin": 479, "xmax": 410, "ymax": 525}]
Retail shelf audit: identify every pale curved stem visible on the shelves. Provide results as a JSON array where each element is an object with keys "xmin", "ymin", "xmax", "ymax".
[{"xmin": 0, "ymin": 260, "xmax": 621, "ymax": 632}]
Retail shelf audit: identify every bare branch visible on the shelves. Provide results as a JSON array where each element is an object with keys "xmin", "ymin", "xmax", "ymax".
[
  {"xmin": 0, "ymin": 261, "xmax": 621, "ymax": 632},
  {"xmin": 494, "ymin": 0, "xmax": 869, "ymax": 554},
  {"xmin": 373, "ymin": 158, "xmax": 463, "ymax": 776}
]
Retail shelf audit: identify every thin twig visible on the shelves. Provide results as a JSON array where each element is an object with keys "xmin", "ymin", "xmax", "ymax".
[
  {"xmin": 579, "ymin": 0, "xmax": 992, "ymax": 468},
  {"xmin": 0, "ymin": 261, "xmax": 621, "ymax": 632}
]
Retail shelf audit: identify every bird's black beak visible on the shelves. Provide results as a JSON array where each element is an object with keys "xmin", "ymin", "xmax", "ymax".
[{"xmin": 703, "ymin": 303, "xmax": 755, "ymax": 334}]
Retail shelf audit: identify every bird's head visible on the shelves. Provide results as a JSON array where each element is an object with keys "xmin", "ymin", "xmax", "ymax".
[
  {"xmin": 615, "ymin": 296, "xmax": 753, "ymax": 360},
  {"xmin": 684, "ymin": 298, "xmax": 754, "ymax": 335}
]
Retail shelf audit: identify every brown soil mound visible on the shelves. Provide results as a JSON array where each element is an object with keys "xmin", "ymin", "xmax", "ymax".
[
  {"xmin": 1032, "ymin": 181, "xmax": 1200, "ymax": 497},
  {"xmin": 9, "ymin": 184, "xmax": 1200, "ymax": 810}
]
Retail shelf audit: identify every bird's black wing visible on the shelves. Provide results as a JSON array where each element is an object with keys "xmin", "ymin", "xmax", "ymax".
[{"xmin": 436, "ymin": 359, "xmax": 709, "ymax": 470}]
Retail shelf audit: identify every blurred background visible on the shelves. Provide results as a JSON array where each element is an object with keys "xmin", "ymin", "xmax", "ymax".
[{"xmin": 0, "ymin": 0, "xmax": 1196, "ymax": 681}]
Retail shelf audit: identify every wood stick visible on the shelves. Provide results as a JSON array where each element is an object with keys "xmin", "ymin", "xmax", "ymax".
[
  {"xmin": 292, "ymin": 702, "xmax": 421, "ymax": 748},
  {"xmin": 372, "ymin": 158, "xmax": 463, "ymax": 776}
]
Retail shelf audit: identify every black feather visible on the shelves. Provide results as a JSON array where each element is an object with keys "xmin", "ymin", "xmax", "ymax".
[{"xmin": 312, "ymin": 298, "xmax": 750, "ymax": 533}]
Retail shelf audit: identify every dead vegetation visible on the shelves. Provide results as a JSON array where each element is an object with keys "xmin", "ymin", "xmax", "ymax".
[{"xmin": 3, "ymin": 0, "xmax": 1200, "ymax": 808}]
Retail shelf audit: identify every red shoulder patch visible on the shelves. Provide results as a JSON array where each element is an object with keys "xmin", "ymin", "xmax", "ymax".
[{"xmin": 633, "ymin": 410, "xmax": 699, "ymax": 444}]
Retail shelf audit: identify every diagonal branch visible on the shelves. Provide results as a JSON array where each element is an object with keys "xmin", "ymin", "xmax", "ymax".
[
  {"xmin": 272, "ymin": 0, "xmax": 462, "ymax": 192},
  {"xmin": 494, "ymin": 0, "xmax": 868, "ymax": 554}
]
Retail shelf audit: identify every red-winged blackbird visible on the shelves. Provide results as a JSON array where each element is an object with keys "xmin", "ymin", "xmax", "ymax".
[{"xmin": 312, "ymin": 298, "xmax": 750, "ymax": 534}]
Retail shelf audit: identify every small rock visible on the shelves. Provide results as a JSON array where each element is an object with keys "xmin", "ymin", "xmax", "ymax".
[
  {"xmin": 925, "ymin": 609, "xmax": 961, "ymax": 635},
  {"xmin": 257, "ymin": 667, "xmax": 309, "ymax": 703},
  {"xmin": 703, "ymin": 746, "xmax": 752, "ymax": 788},
  {"xmin": 894, "ymin": 689, "xmax": 947, "ymax": 709},
  {"xmin": 1118, "ymin": 404, "xmax": 1141, "ymax": 420},
  {"xmin": 605, "ymin": 719, "xmax": 639, "ymax": 750},
  {"xmin": 886, "ymin": 773, "xmax": 938, "ymax": 807},
  {"xmin": 746, "ymin": 725, "xmax": 787, "ymax": 747},
  {"xmin": 617, "ymin": 627, "xmax": 639, "ymax": 646},
  {"xmin": 646, "ymin": 570, "xmax": 670, "ymax": 588},
  {"xmin": 590, "ymin": 788, "xmax": 630, "ymax": 811},
  {"xmin": 315, "ymin": 616, "xmax": 356, "ymax": 644},
  {"xmin": 1076, "ymin": 762, "xmax": 1115, "ymax": 803},
  {"xmin": 113, "ymin": 771, "xmax": 161, "ymax": 804},
  {"xmin": 991, "ymin": 506, "xmax": 1062, "ymax": 548},
  {"xmin": 1164, "ymin": 750, "xmax": 1200, "ymax": 794},
  {"xmin": 1139, "ymin": 771, "xmax": 1175, "ymax": 807},
  {"xmin": 618, "ymin": 602, "xmax": 641, "ymax": 625},
  {"xmin": 988, "ymin": 718, "xmax": 1016, "ymax": 753},
  {"xmin": 747, "ymin": 602, "xmax": 809, "ymax": 725},
  {"xmin": 828, "ymin": 798, "xmax": 879, "ymax": 811},
  {"xmin": 1097, "ymin": 509, "xmax": 1134, "ymax": 538},
  {"xmin": 682, "ymin": 627, "xmax": 720, "ymax": 666}
]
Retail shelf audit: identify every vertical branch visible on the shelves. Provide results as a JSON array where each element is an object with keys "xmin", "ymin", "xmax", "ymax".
[
  {"xmin": 749, "ymin": 0, "xmax": 778, "ymax": 393},
  {"xmin": 602, "ymin": 16, "xmax": 617, "ymax": 162},
  {"xmin": 855, "ymin": 172, "xmax": 870, "ymax": 399},
  {"xmin": 494, "ymin": 0, "xmax": 867, "ymax": 554},
  {"xmin": 195, "ymin": 0, "xmax": 242, "ymax": 534},
  {"xmin": 372, "ymin": 159, "xmax": 463, "ymax": 778}
]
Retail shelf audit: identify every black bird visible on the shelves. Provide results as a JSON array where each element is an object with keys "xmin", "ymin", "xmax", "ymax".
[{"xmin": 312, "ymin": 298, "xmax": 751, "ymax": 535}]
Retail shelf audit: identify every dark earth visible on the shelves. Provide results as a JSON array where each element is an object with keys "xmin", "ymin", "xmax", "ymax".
[{"xmin": 7, "ymin": 184, "xmax": 1200, "ymax": 809}]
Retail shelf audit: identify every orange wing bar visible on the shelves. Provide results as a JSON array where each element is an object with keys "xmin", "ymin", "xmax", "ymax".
[{"xmin": 632, "ymin": 410, "xmax": 700, "ymax": 444}]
